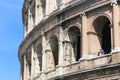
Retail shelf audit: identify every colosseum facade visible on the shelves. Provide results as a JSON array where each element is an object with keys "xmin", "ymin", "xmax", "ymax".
[{"xmin": 19, "ymin": 0, "xmax": 120, "ymax": 80}]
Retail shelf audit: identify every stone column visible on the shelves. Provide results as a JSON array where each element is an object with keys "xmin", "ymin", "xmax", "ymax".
[
  {"xmin": 23, "ymin": 54, "xmax": 27, "ymax": 80},
  {"xmin": 63, "ymin": 31, "xmax": 74, "ymax": 64},
  {"xmin": 58, "ymin": 26, "xmax": 64, "ymax": 65},
  {"xmin": 112, "ymin": 0, "xmax": 120, "ymax": 52},
  {"xmin": 31, "ymin": 45, "xmax": 35, "ymax": 79},
  {"xmin": 57, "ymin": 26, "xmax": 64, "ymax": 75},
  {"xmin": 28, "ymin": 7, "xmax": 32, "ymax": 33},
  {"xmin": 41, "ymin": 34, "xmax": 47, "ymax": 80},
  {"xmin": 35, "ymin": 0, "xmax": 38, "ymax": 25},
  {"xmin": 20, "ymin": 63, "xmax": 22, "ymax": 80},
  {"xmin": 20, "ymin": 56, "xmax": 25, "ymax": 80},
  {"xmin": 46, "ymin": 0, "xmax": 57, "ymax": 15},
  {"xmin": 35, "ymin": 0, "xmax": 43, "ymax": 25},
  {"xmin": 63, "ymin": 40, "xmax": 72, "ymax": 65},
  {"xmin": 81, "ymin": 13, "xmax": 88, "ymax": 59},
  {"xmin": 45, "ymin": 0, "xmax": 50, "ymax": 15},
  {"xmin": 28, "ymin": 5, "xmax": 34, "ymax": 32},
  {"xmin": 60, "ymin": 0, "xmax": 67, "ymax": 9}
]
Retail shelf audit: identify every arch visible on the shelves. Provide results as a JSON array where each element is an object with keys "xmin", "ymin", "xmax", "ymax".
[
  {"xmin": 67, "ymin": 26, "xmax": 81, "ymax": 62},
  {"xmin": 93, "ymin": 15, "xmax": 111, "ymax": 54},
  {"xmin": 92, "ymin": 13, "xmax": 112, "ymax": 25},
  {"xmin": 49, "ymin": 35, "xmax": 59, "ymax": 66},
  {"xmin": 67, "ymin": 24, "xmax": 81, "ymax": 32}
]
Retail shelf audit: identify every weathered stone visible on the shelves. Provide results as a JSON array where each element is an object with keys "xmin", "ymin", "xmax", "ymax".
[{"xmin": 19, "ymin": 0, "xmax": 120, "ymax": 80}]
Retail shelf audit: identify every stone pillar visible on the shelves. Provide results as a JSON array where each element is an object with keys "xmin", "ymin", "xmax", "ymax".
[
  {"xmin": 57, "ymin": 26, "xmax": 64, "ymax": 75},
  {"xmin": 112, "ymin": 0, "xmax": 120, "ymax": 52},
  {"xmin": 46, "ymin": 0, "xmax": 57, "ymax": 15},
  {"xmin": 35, "ymin": 0, "xmax": 38, "ymax": 25},
  {"xmin": 35, "ymin": 0, "xmax": 43, "ymax": 25},
  {"xmin": 58, "ymin": 26, "xmax": 64, "ymax": 65},
  {"xmin": 28, "ymin": 8, "xmax": 32, "ymax": 33},
  {"xmin": 20, "ymin": 56, "xmax": 24, "ymax": 80},
  {"xmin": 26, "ymin": 63, "xmax": 29, "ymax": 80},
  {"xmin": 41, "ymin": 34, "xmax": 47, "ymax": 80},
  {"xmin": 20, "ymin": 64, "xmax": 22, "ymax": 80},
  {"xmin": 28, "ymin": 5, "xmax": 34, "ymax": 32},
  {"xmin": 31, "ymin": 45, "xmax": 35, "ymax": 79},
  {"xmin": 23, "ymin": 54, "xmax": 27, "ymax": 80},
  {"xmin": 60, "ymin": 0, "xmax": 67, "ymax": 9},
  {"xmin": 45, "ymin": 0, "xmax": 50, "ymax": 15},
  {"xmin": 63, "ymin": 41, "xmax": 72, "ymax": 65},
  {"xmin": 81, "ymin": 13, "xmax": 88, "ymax": 59}
]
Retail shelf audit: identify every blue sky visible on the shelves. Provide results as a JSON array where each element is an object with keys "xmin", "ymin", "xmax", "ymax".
[{"xmin": 0, "ymin": 0, "xmax": 24, "ymax": 80}]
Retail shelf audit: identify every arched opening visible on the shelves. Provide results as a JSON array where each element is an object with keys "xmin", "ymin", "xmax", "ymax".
[
  {"xmin": 68, "ymin": 26, "xmax": 81, "ymax": 61},
  {"xmin": 36, "ymin": 44, "xmax": 42, "ymax": 71},
  {"xmin": 93, "ymin": 16, "xmax": 111, "ymax": 54},
  {"xmin": 26, "ymin": 51, "xmax": 31, "ymax": 77},
  {"xmin": 102, "ymin": 21, "xmax": 111, "ymax": 54},
  {"xmin": 50, "ymin": 36, "xmax": 59, "ymax": 66}
]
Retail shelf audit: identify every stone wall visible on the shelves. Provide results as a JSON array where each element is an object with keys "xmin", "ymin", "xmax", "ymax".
[{"xmin": 19, "ymin": 0, "xmax": 120, "ymax": 80}]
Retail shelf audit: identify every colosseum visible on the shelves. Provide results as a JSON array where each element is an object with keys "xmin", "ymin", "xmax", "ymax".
[{"xmin": 19, "ymin": 0, "xmax": 120, "ymax": 80}]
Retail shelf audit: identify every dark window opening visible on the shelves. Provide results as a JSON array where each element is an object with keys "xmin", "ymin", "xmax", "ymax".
[
  {"xmin": 93, "ymin": 16, "xmax": 111, "ymax": 54},
  {"xmin": 76, "ymin": 34, "xmax": 81, "ymax": 61},
  {"xmin": 102, "ymin": 21, "xmax": 111, "ymax": 54},
  {"xmin": 36, "ymin": 44, "xmax": 42, "ymax": 71},
  {"xmin": 50, "ymin": 36, "xmax": 59, "ymax": 66}
]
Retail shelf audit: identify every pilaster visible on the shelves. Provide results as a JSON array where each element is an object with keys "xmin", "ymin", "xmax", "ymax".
[
  {"xmin": 35, "ymin": 0, "xmax": 43, "ymax": 25},
  {"xmin": 57, "ymin": 26, "xmax": 64, "ymax": 75},
  {"xmin": 46, "ymin": 0, "xmax": 57, "ymax": 16},
  {"xmin": 31, "ymin": 45, "xmax": 35, "ymax": 79},
  {"xmin": 63, "ymin": 40, "xmax": 72, "ymax": 65},
  {"xmin": 81, "ymin": 13, "xmax": 88, "ymax": 59},
  {"xmin": 23, "ymin": 54, "xmax": 27, "ymax": 80},
  {"xmin": 41, "ymin": 34, "xmax": 47, "ymax": 80},
  {"xmin": 28, "ymin": 7, "xmax": 32, "ymax": 33},
  {"xmin": 20, "ymin": 64, "xmax": 22, "ymax": 80},
  {"xmin": 60, "ymin": 0, "xmax": 66, "ymax": 9},
  {"xmin": 111, "ymin": 0, "xmax": 120, "ymax": 52}
]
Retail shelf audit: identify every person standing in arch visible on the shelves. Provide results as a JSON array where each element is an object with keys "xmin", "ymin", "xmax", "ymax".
[{"xmin": 98, "ymin": 49, "xmax": 105, "ymax": 56}]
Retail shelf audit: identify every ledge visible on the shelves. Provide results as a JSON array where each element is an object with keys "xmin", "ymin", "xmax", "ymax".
[{"xmin": 49, "ymin": 59, "xmax": 120, "ymax": 80}]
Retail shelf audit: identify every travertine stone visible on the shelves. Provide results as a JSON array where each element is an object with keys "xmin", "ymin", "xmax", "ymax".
[{"xmin": 19, "ymin": 0, "xmax": 120, "ymax": 80}]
